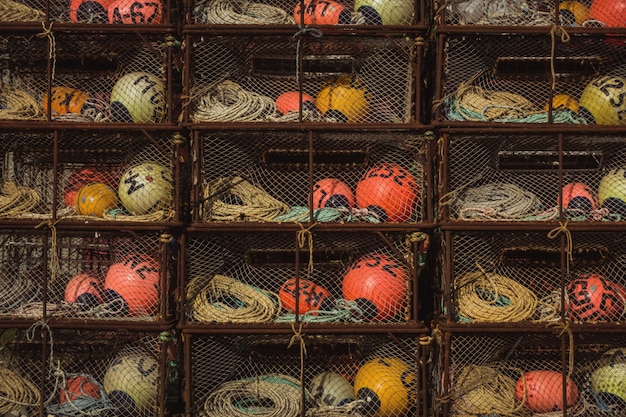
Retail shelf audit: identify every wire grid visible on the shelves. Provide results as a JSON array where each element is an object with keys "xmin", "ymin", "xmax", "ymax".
[
  {"xmin": 0, "ymin": 0, "xmax": 169, "ymax": 23},
  {"xmin": 191, "ymin": 0, "xmax": 420, "ymax": 25},
  {"xmin": 189, "ymin": 333, "xmax": 420, "ymax": 417},
  {"xmin": 435, "ymin": 332, "xmax": 576, "ymax": 417},
  {"xmin": 438, "ymin": 32, "xmax": 626, "ymax": 125},
  {"xmin": 2, "ymin": 229, "xmax": 171, "ymax": 321},
  {"xmin": 440, "ymin": 0, "xmax": 557, "ymax": 26},
  {"xmin": 5, "ymin": 329, "xmax": 167, "ymax": 417},
  {"xmin": 187, "ymin": 34, "xmax": 416, "ymax": 124},
  {"xmin": 442, "ymin": 231, "xmax": 565, "ymax": 323},
  {"xmin": 54, "ymin": 130, "xmax": 176, "ymax": 221},
  {"xmin": 1, "ymin": 32, "xmax": 168, "ymax": 123},
  {"xmin": 0, "ymin": 329, "xmax": 44, "ymax": 416},
  {"xmin": 195, "ymin": 130, "xmax": 426, "ymax": 223},
  {"xmin": 444, "ymin": 133, "xmax": 561, "ymax": 222},
  {"xmin": 184, "ymin": 231, "xmax": 415, "ymax": 324}
]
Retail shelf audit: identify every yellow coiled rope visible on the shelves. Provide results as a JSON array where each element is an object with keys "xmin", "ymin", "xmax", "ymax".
[
  {"xmin": 455, "ymin": 265, "xmax": 539, "ymax": 323},
  {"xmin": 0, "ymin": 0, "xmax": 44, "ymax": 22},
  {"xmin": 0, "ymin": 85, "xmax": 45, "ymax": 120},
  {"xmin": 201, "ymin": 374, "xmax": 302, "ymax": 417},
  {"xmin": 0, "ymin": 367, "xmax": 40, "ymax": 414},
  {"xmin": 451, "ymin": 365, "xmax": 527, "ymax": 416},
  {"xmin": 203, "ymin": 176, "xmax": 289, "ymax": 222},
  {"xmin": 197, "ymin": 0, "xmax": 296, "ymax": 24},
  {"xmin": 0, "ymin": 182, "xmax": 43, "ymax": 217},
  {"xmin": 192, "ymin": 81, "xmax": 277, "ymax": 122},
  {"xmin": 187, "ymin": 274, "xmax": 281, "ymax": 323}
]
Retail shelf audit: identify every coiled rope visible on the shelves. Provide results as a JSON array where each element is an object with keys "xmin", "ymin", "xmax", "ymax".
[
  {"xmin": 187, "ymin": 274, "xmax": 281, "ymax": 323},
  {"xmin": 272, "ymin": 206, "xmax": 383, "ymax": 223},
  {"xmin": 274, "ymin": 299, "xmax": 366, "ymax": 323},
  {"xmin": 453, "ymin": 182, "xmax": 558, "ymax": 221},
  {"xmin": 192, "ymin": 81, "xmax": 278, "ymax": 122},
  {"xmin": 442, "ymin": 83, "xmax": 588, "ymax": 124},
  {"xmin": 203, "ymin": 176, "xmax": 289, "ymax": 222},
  {"xmin": 454, "ymin": 263, "xmax": 539, "ymax": 322},
  {"xmin": 0, "ymin": 276, "xmax": 39, "ymax": 314},
  {"xmin": 195, "ymin": 0, "xmax": 296, "ymax": 24},
  {"xmin": 305, "ymin": 402, "xmax": 366, "ymax": 417},
  {"xmin": 0, "ymin": 367, "xmax": 40, "ymax": 414},
  {"xmin": 451, "ymin": 365, "xmax": 527, "ymax": 416},
  {"xmin": 0, "ymin": 0, "xmax": 44, "ymax": 21},
  {"xmin": 0, "ymin": 182, "xmax": 43, "ymax": 218},
  {"xmin": 201, "ymin": 374, "xmax": 302, "ymax": 417},
  {"xmin": 0, "ymin": 85, "xmax": 45, "ymax": 121}
]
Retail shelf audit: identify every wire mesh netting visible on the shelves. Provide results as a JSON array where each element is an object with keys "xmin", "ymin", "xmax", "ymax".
[
  {"xmin": 0, "ymin": 229, "xmax": 174, "ymax": 321},
  {"xmin": 437, "ymin": 32, "xmax": 626, "ymax": 125},
  {"xmin": 442, "ymin": 133, "xmax": 626, "ymax": 223},
  {"xmin": 191, "ymin": 0, "xmax": 420, "ymax": 25},
  {"xmin": 194, "ymin": 130, "xmax": 426, "ymax": 223},
  {"xmin": 187, "ymin": 34, "xmax": 417, "ymax": 124},
  {"xmin": 0, "ymin": 0, "xmax": 170, "ymax": 23},
  {"xmin": 433, "ymin": 331, "xmax": 626, "ymax": 416},
  {"xmin": 0, "ymin": 32, "xmax": 169, "ymax": 123},
  {"xmin": 1, "ymin": 329, "xmax": 172, "ymax": 417},
  {"xmin": 184, "ymin": 231, "xmax": 417, "ymax": 324},
  {"xmin": 189, "ymin": 333, "xmax": 421, "ymax": 417},
  {"xmin": 442, "ymin": 231, "xmax": 565, "ymax": 323}
]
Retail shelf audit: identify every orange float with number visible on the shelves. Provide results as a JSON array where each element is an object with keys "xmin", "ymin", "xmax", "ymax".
[
  {"xmin": 279, "ymin": 277, "xmax": 334, "ymax": 314},
  {"xmin": 311, "ymin": 178, "xmax": 355, "ymax": 209},
  {"xmin": 293, "ymin": 0, "xmax": 352, "ymax": 24},
  {"xmin": 42, "ymin": 86, "xmax": 89, "ymax": 116},
  {"xmin": 108, "ymin": 0, "xmax": 162, "ymax": 24}
]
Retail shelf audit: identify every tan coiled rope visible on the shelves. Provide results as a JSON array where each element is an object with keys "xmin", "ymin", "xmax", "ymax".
[
  {"xmin": 187, "ymin": 274, "xmax": 281, "ymax": 323},
  {"xmin": 0, "ymin": 367, "xmax": 40, "ymax": 414},
  {"xmin": 0, "ymin": 85, "xmax": 45, "ymax": 121},
  {"xmin": 192, "ymin": 81, "xmax": 278, "ymax": 122},
  {"xmin": 0, "ymin": 182, "xmax": 42, "ymax": 217},
  {"xmin": 197, "ymin": 0, "xmax": 296, "ymax": 24},
  {"xmin": 0, "ymin": 0, "xmax": 44, "ymax": 21},
  {"xmin": 203, "ymin": 176, "xmax": 289, "ymax": 222},
  {"xmin": 201, "ymin": 374, "xmax": 302, "ymax": 417}
]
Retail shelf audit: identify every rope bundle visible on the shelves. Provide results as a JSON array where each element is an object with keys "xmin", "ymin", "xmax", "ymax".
[
  {"xmin": 203, "ymin": 176, "xmax": 289, "ymax": 222},
  {"xmin": 0, "ymin": 276, "xmax": 39, "ymax": 314},
  {"xmin": 0, "ymin": 86, "xmax": 45, "ymax": 121},
  {"xmin": 0, "ymin": 0, "xmax": 44, "ymax": 22},
  {"xmin": 187, "ymin": 274, "xmax": 281, "ymax": 323},
  {"xmin": 0, "ymin": 182, "xmax": 43, "ymax": 218},
  {"xmin": 196, "ymin": 0, "xmax": 296, "ymax": 24},
  {"xmin": 453, "ymin": 182, "xmax": 557, "ymax": 221},
  {"xmin": 451, "ymin": 365, "xmax": 526, "ymax": 416},
  {"xmin": 305, "ymin": 401, "xmax": 366, "ymax": 417},
  {"xmin": 272, "ymin": 206, "xmax": 382, "ymax": 223},
  {"xmin": 442, "ymin": 84, "xmax": 587, "ymax": 124},
  {"xmin": 201, "ymin": 374, "xmax": 302, "ymax": 417},
  {"xmin": 192, "ymin": 81, "xmax": 278, "ymax": 122},
  {"xmin": 0, "ymin": 367, "xmax": 40, "ymax": 414},
  {"xmin": 455, "ymin": 268, "xmax": 538, "ymax": 322}
]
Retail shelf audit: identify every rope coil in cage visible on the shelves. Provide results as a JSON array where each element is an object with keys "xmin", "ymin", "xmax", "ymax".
[
  {"xmin": 203, "ymin": 176, "xmax": 289, "ymax": 222},
  {"xmin": 450, "ymin": 365, "xmax": 527, "ymax": 416},
  {"xmin": 453, "ymin": 182, "xmax": 558, "ymax": 221},
  {"xmin": 0, "ymin": 85, "xmax": 45, "ymax": 121},
  {"xmin": 201, "ymin": 374, "xmax": 303, "ymax": 417},
  {"xmin": 187, "ymin": 274, "xmax": 282, "ymax": 323},
  {"xmin": 0, "ymin": 0, "xmax": 45, "ymax": 22},
  {"xmin": 454, "ymin": 265, "xmax": 539, "ymax": 322},
  {"xmin": 192, "ymin": 81, "xmax": 278, "ymax": 122},
  {"xmin": 196, "ymin": 0, "xmax": 296, "ymax": 24},
  {"xmin": 0, "ymin": 182, "xmax": 43, "ymax": 217},
  {"xmin": 0, "ymin": 367, "xmax": 40, "ymax": 414},
  {"xmin": 0, "ymin": 275, "xmax": 39, "ymax": 314}
]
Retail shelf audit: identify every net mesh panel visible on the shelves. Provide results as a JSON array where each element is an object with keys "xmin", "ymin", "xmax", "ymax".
[
  {"xmin": 195, "ymin": 130, "xmax": 426, "ymax": 223},
  {"xmin": 443, "ymin": 231, "xmax": 564, "ymax": 323},
  {"xmin": 436, "ymin": 332, "xmax": 575, "ymax": 416},
  {"xmin": 191, "ymin": 0, "xmax": 420, "ymax": 25},
  {"xmin": 0, "ymin": 32, "xmax": 168, "ymax": 123},
  {"xmin": 441, "ymin": 0, "xmax": 557, "ymax": 25},
  {"xmin": 184, "ymin": 231, "xmax": 414, "ymax": 324},
  {"xmin": 0, "ymin": 0, "xmax": 168, "ymax": 23},
  {"xmin": 190, "ymin": 333, "xmax": 420, "ymax": 417},
  {"xmin": 188, "ymin": 34, "xmax": 415, "ymax": 123},
  {"xmin": 0, "ymin": 230, "xmax": 171, "ymax": 321},
  {"xmin": 56, "ymin": 130, "xmax": 176, "ymax": 221},
  {"xmin": 438, "ymin": 33, "xmax": 626, "ymax": 125}
]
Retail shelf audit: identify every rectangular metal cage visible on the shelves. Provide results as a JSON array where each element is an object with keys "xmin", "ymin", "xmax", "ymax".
[
  {"xmin": 0, "ymin": 228, "xmax": 176, "ymax": 323},
  {"xmin": 185, "ymin": 33, "xmax": 419, "ymax": 124},
  {"xmin": 186, "ymin": 332, "xmax": 426, "ymax": 417},
  {"xmin": 183, "ymin": 230, "xmax": 420, "ymax": 325},
  {"xmin": 191, "ymin": 129, "xmax": 429, "ymax": 224},
  {"xmin": 0, "ymin": 31, "xmax": 173, "ymax": 123},
  {"xmin": 435, "ymin": 32, "xmax": 626, "ymax": 125},
  {"xmin": 0, "ymin": 328, "xmax": 176, "ymax": 417}
]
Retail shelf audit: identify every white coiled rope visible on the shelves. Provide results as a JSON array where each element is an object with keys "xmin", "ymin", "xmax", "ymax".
[
  {"xmin": 192, "ymin": 81, "xmax": 278, "ymax": 122},
  {"xmin": 187, "ymin": 274, "xmax": 282, "ymax": 323},
  {"xmin": 201, "ymin": 374, "xmax": 302, "ymax": 417},
  {"xmin": 203, "ymin": 176, "xmax": 289, "ymax": 222},
  {"xmin": 196, "ymin": 0, "xmax": 296, "ymax": 24},
  {"xmin": 453, "ymin": 182, "xmax": 557, "ymax": 221}
]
